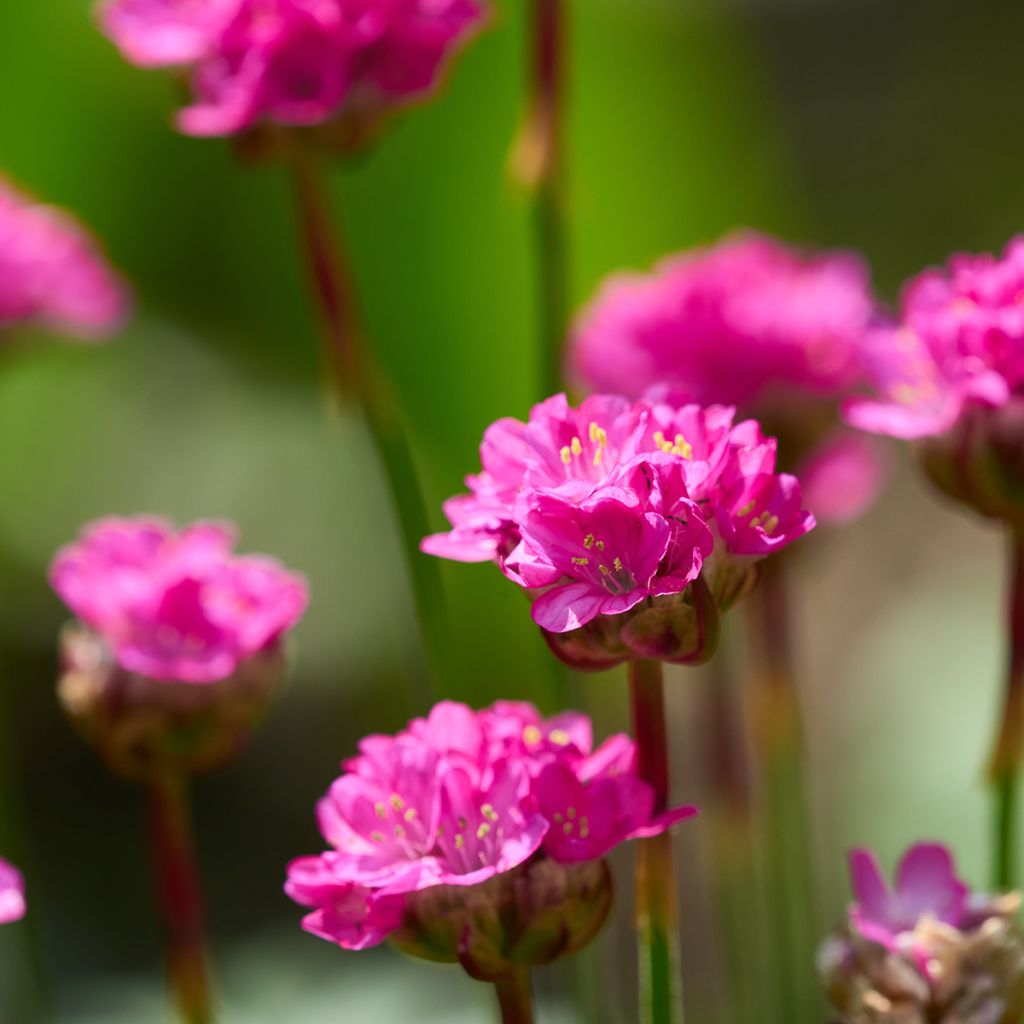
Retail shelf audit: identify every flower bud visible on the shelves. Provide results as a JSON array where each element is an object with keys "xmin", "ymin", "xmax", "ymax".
[
  {"xmin": 58, "ymin": 624, "xmax": 285, "ymax": 782},
  {"xmin": 389, "ymin": 857, "xmax": 613, "ymax": 980}
]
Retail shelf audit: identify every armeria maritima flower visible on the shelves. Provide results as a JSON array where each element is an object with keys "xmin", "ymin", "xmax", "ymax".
[
  {"xmin": 285, "ymin": 700, "xmax": 696, "ymax": 965},
  {"xmin": 569, "ymin": 232, "xmax": 884, "ymax": 525},
  {"xmin": 0, "ymin": 858, "xmax": 25, "ymax": 924},
  {"xmin": 421, "ymin": 393, "xmax": 814, "ymax": 647},
  {"xmin": 50, "ymin": 517, "xmax": 308, "ymax": 684},
  {"xmin": 0, "ymin": 175, "xmax": 129, "ymax": 339},
  {"xmin": 819, "ymin": 842, "xmax": 1024, "ymax": 1023},
  {"xmin": 99, "ymin": 0, "xmax": 489, "ymax": 138}
]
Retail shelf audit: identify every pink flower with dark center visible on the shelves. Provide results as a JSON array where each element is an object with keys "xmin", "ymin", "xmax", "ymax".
[
  {"xmin": 848, "ymin": 843, "xmax": 969, "ymax": 954},
  {"xmin": 49, "ymin": 517, "xmax": 308, "ymax": 683},
  {"xmin": 845, "ymin": 237, "xmax": 1024, "ymax": 441},
  {"xmin": 0, "ymin": 177, "xmax": 129, "ymax": 340},
  {"xmin": 98, "ymin": 0, "xmax": 489, "ymax": 138},
  {"xmin": 423, "ymin": 394, "xmax": 814, "ymax": 634},
  {"xmin": 285, "ymin": 700, "xmax": 696, "ymax": 950},
  {"xmin": 0, "ymin": 858, "xmax": 25, "ymax": 924}
]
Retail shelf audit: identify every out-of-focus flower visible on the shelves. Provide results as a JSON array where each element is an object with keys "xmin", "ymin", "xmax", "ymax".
[
  {"xmin": 846, "ymin": 238, "xmax": 1024, "ymax": 526},
  {"xmin": 0, "ymin": 176, "xmax": 129, "ymax": 339},
  {"xmin": 569, "ymin": 232, "xmax": 886, "ymax": 526},
  {"xmin": 422, "ymin": 393, "xmax": 814, "ymax": 665},
  {"xmin": 285, "ymin": 700, "xmax": 696, "ymax": 969},
  {"xmin": 819, "ymin": 842, "xmax": 1024, "ymax": 1023},
  {"xmin": 98, "ymin": 0, "xmax": 489, "ymax": 140},
  {"xmin": 50, "ymin": 517, "xmax": 307, "ymax": 684},
  {"xmin": 0, "ymin": 858, "xmax": 25, "ymax": 924},
  {"xmin": 50, "ymin": 517, "xmax": 308, "ymax": 779}
]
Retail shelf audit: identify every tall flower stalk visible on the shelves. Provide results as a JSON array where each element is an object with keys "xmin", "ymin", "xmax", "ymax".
[
  {"xmin": 513, "ymin": 0, "xmax": 568, "ymax": 399},
  {"xmin": 989, "ymin": 530, "xmax": 1024, "ymax": 889},
  {"xmin": 287, "ymin": 143, "xmax": 445, "ymax": 708},
  {"xmin": 493, "ymin": 969, "xmax": 535, "ymax": 1024}
]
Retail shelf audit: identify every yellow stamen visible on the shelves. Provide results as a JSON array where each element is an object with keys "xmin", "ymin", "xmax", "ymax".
[
  {"xmin": 583, "ymin": 533, "xmax": 595, "ymax": 549},
  {"xmin": 572, "ymin": 556, "xmax": 589, "ymax": 566},
  {"xmin": 570, "ymin": 436, "xmax": 582, "ymax": 456},
  {"xmin": 560, "ymin": 445, "xmax": 572, "ymax": 464},
  {"xmin": 523, "ymin": 725, "xmax": 542, "ymax": 745},
  {"xmin": 613, "ymin": 557, "xmax": 623, "ymax": 571},
  {"xmin": 476, "ymin": 823, "xmax": 491, "ymax": 839},
  {"xmin": 549, "ymin": 729, "xmax": 570, "ymax": 746},
  {"xmin": 482, "ymin": 803, "xmax": 499, "ymax": 822}
]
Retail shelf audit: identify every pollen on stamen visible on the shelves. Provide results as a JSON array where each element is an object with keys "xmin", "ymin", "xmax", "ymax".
[
  {"xmin": 370, "ymin": 830, "xmax": 385, "ymax": 843},
  {"xmin": 563, "ymin": 821, "xmax": 574, "ymax": 834},
  {"xmin": 583, "ymin": 533, "xmax": 595, "ymax": 549},
  {"xmin": 481, "ymin": 803, "xmax": 499, "ymax": 822},
  {"xmin": 570, "ymin": 436, "xmax": 582, "ymax": 456},
  {"xmin": 613, "ymin": 557, "xmax": 624, "ymax": 572},
  {"xmin": 455, "ymin": 834, "xmax": 464, "ymax": 849},
  {"xmin": 394, "ymin": 825, "xmax": 406, "ymax": 839},
  {"xmin": 595, "ymin": 539, "xmax": 605, "ymax": 551},
  {"xmin": 579, "ymin": 817, "xmax": 590, "ymax": 839},
  {"xmin": 738, "ymin": 500, "xmax": 757, "ymax": 517},
  {"xmin": 560, "ymin": 445, "xmax": 572, "ymax": 464},
  {"xmin": 593, "ymin": 448, "xmax": 603, "ymax": 466},
  {"xmin": 549, "ymin": 729, "xmax": 570, "ymax": 745},
  {"xmin": 567, "ymin": 807, "xmax": 576, "ymax": 820},
  {"xmin": 375, "ymin": 803, "xmax": 388, "ymax": 819},
  {"xmin": 389, "ymin": 794, "xmax": 405, "ymax": 811},
  {"xmin": 572, "ymin": 556, "xmax": 589, "ymax": 566},
  {"xmin": 523, "ymin": 725, "xmax": 542, "ymax": 745},
  {"xmin": 404, "ymin": 807, "xmax": 417, "ymax": 822},
  {"xmin": 598, "ymin": 564, "xmax": 611, "ymax": 576},
  {"xmin": 673, "ymin": 434, "xmax": 693, "ymax": 459},
  {"xmin": 476, "ymin": 823, "xmax": 491, "ymax": 839}
]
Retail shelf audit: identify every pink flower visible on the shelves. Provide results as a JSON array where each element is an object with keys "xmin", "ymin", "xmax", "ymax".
[
  {"xmin": 570, "ymin": 231, "xmax": 876, "ymax": 408},
  {"xmin": 848, "ymin": 843, "xmax": 969, "ymax": 954},
  {"xmin": 845, "ymin": 237, "xmax": 1024, "ymax": 441},
  {"xmin": 0, "ymin": 858, "xmax": 25, "ymax": 924},
  {"xmin": 285, "ymin": 700, "xmax": 696, "ymax": 950},
  {"xmin": 422, "ymin": 393, "xmax": 814, "ymax": 634},
  {"xmin": 49, "ymin": 517, "xmax": 308, "ymax": 683},
  {"xmin": 98, "ymin": 0, "xmax": 489, "ymax": 138},
  {"xmin": 0, "ymin": 177, "xmax": 129, "ymax": 340}
]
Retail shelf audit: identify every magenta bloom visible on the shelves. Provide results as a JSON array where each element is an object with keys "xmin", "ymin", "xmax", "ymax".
[
  {"xmin": 0, "ymin": 858, "xmax": 25, "ymax": 925},
  {"xmin": 98, "ymin": 0, "xmax": 489, "ymax": 138},
  {"xmin": 0, "ymin": 176, "xmax": 129, "ymax": 339},
  {"xmin": 846, "ymin": 237, "xmax": 1024, "ymax": 441},
  {"xmin": 848, "ymin": 843, "xmax": 969, "ymax": 955},
  {"xmin": 49, "ymin": 517, "xmax": 308, "ymax": 683},
  {"xmin": 285, "ymin": 700, "xmax": 696, "ymax": 950},
  {"xmin": 422, "ymin": 393, "xmax": 814, "ymax": 635}
]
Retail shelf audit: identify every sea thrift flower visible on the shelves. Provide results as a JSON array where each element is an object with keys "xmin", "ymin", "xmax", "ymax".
[
  {"xmin": 422, "ymin": 393, "xmax": 814, "ymax": 665},
  {"xmin": 818, "ymin": 842, "xmax": 1024, "ymax": 1022},
  {"xmin": 98, "ymin": 0, "xmax": 489, "ymax": 140},
  {"xmin": 846, "ymin": 237, "xmax": 1024, "ymax": 526},
  {"xmin": 569, "ymin": 232, "xmax": 884, "ymax": 525},
  {"xmin": 285, "ymin": 700, "xmax": 696, "ymax": 969},
  {"xmin": 50, "ymin": 517, "xmax": 308, "ymax": 778},
  {"xmin": 0, "ymin": 858, "xmax": 25, "ymax": 924},
  {"xmin": 0, "ymin": 176, "xmax": 129, "ymax": 339}
]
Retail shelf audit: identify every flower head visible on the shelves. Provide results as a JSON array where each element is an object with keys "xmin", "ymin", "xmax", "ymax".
[
  {"xmin": 285, "ymin": 700, "xmax": 696, "ymax": 960},
  {"xmin": 98, "ymin": 0, "xmax": 489, "ymax": 139},
  {"xmin": 0, "ymin": 176, "xmax": 129, "ymax": 339},
  {"xmin": 819, "ymin": 842, "xmax": 1024, "ymax": 1023},
  {"xmin": 0, "ymin": 858, "xmax": 25, "ymax": 925},
  {"xmin": 422, "ymin": 394, "xmax": 814, "ymax": 657},
  {"xmin": 50, "ymin": 517, "xmax": 308, "ymax": 684}
]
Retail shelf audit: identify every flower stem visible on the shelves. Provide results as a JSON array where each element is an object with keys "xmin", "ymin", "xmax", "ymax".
[
  {"xmin": 147, "ymin": 768, "xmax": 213, "ymax": 1024},
  {"xmin": 629, "ymin": 658, "xmax": 683, "ymax": 1024},
  {"xmin": 493, "ymin": 968, "xmax": 535, "ymax": 1024},
  {"xmin": 287, "ymin": 146, "xmax": 444, "ymax": 710},
  {"xmin": 988, "ymin": 528, "xmax": 1024, "ymax": 890},
  {"xmin": 513, "ymin": 0, "xmax": 568, "ymax": 399},
  {"xmin": 747, "ymin": 556, "xmax": 817, "ymax": 1022}
]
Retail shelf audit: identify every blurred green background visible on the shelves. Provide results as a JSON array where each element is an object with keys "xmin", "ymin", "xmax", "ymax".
[{"xmin": 0, "ymin": 0, "xmax": 1020, "ymax": 1020}]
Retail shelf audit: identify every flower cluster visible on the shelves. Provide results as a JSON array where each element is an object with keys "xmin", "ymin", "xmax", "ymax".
[
  {"xmin": 50, "ymin": 517, "xmax": 308, "ymax": 684},
  {"xmin": 818, "ymin": 843, "xmax": 1024, "ymax": 1022},
  {"xmin": 422, "ymin": 393, "xmax": 814, "ymax": 649},
  {"xmin": 0, "ymin": 858, "xmax": 25, "ymax": 925},
  {"xmin": 286, "ymin": 700, "xmax": 696, "ymax": 961},
  {"xmin": 846, "ymin": 236, "xmax": 1024, "ymax": 441},
  {"xmin": 0, "ymin": 176, "xmax": 128, "ymax": 339},
  {"xmin": 99, "ymin": 0, "xmax": 488, "ymax": 138},
  {"xmin": 568, "ymin": 233, "xmax": 883, "ymax": 525}
]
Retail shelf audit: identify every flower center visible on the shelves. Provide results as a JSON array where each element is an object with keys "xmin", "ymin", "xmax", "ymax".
[{"xmin": 573, "ymin": 533, "xmax": 637, "ymax": 594}]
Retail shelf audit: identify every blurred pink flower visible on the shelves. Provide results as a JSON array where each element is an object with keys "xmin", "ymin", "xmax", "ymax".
[
  {"xmin": 570, "ymin": 231, "xmax": 876, "ymax": 408},
  {"xmin": 846, "ymin": 238, "xmax": 1024, "ymax": 441},
  {"xmin": 798, "ymin": 432, "xmax": 888, "ymax": 526},
  {"xmin": 98, "ymin": 0, "xmax": 488, "ymax": 138},
  {"xmin": 0, "ymin": 177, "xmax": 129, "ymax": 340},
  {"xmin": 50, "ymin": 517, "xmax": 308, "ymax": 683},
  {"xmin": 848, "ymin": 843, "xmax": 969, "ymax": 955},
  {"xmin": 422, "ymin": 393, "xmax": 814, "ymax": 634},
  {"xmin": 285, "ymin": 699, "xmax": 696, "ymax": 950},
  {"xmin": 0, "ymin": 858, "xmax": 25, "ymax": 924}
]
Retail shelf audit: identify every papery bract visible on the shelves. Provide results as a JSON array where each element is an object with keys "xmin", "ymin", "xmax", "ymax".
[
  {"xmin": 50, "ymin": 516, "xmax": 308, "ymax": 683},
  {"xmin": 0, "ymin": 858, "xmax": 25, "ymax": 925},
  {"xmin": 0, "ymin": 176, "xmax": 129, "ymax": 339}
]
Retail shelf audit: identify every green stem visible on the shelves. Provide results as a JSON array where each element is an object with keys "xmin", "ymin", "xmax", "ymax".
[
  {"xmin": 517, "ymin": 0, "xmax": 568, "ymax": 399},
  {"xmin": 629, "ymin": 658, "xmax": 683, "ymax": 1024},
  {"xmin": 747, "ymin": 556, "xmax": 817, "ymax": 1022},
  {"xmin": 147, "ymin": 769, "xmax": 213, "ymax": 1024},
  {"xmin": 988, "ymin": 529, "xmax": 1024, "ymax": 889},
  {"xmin": 288, "ymin": 148, "xmax": 444, "ymax": 710},
  {"xmin": 493, "ymin": 969, "xmax": 535, "ymax": 1024}
]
